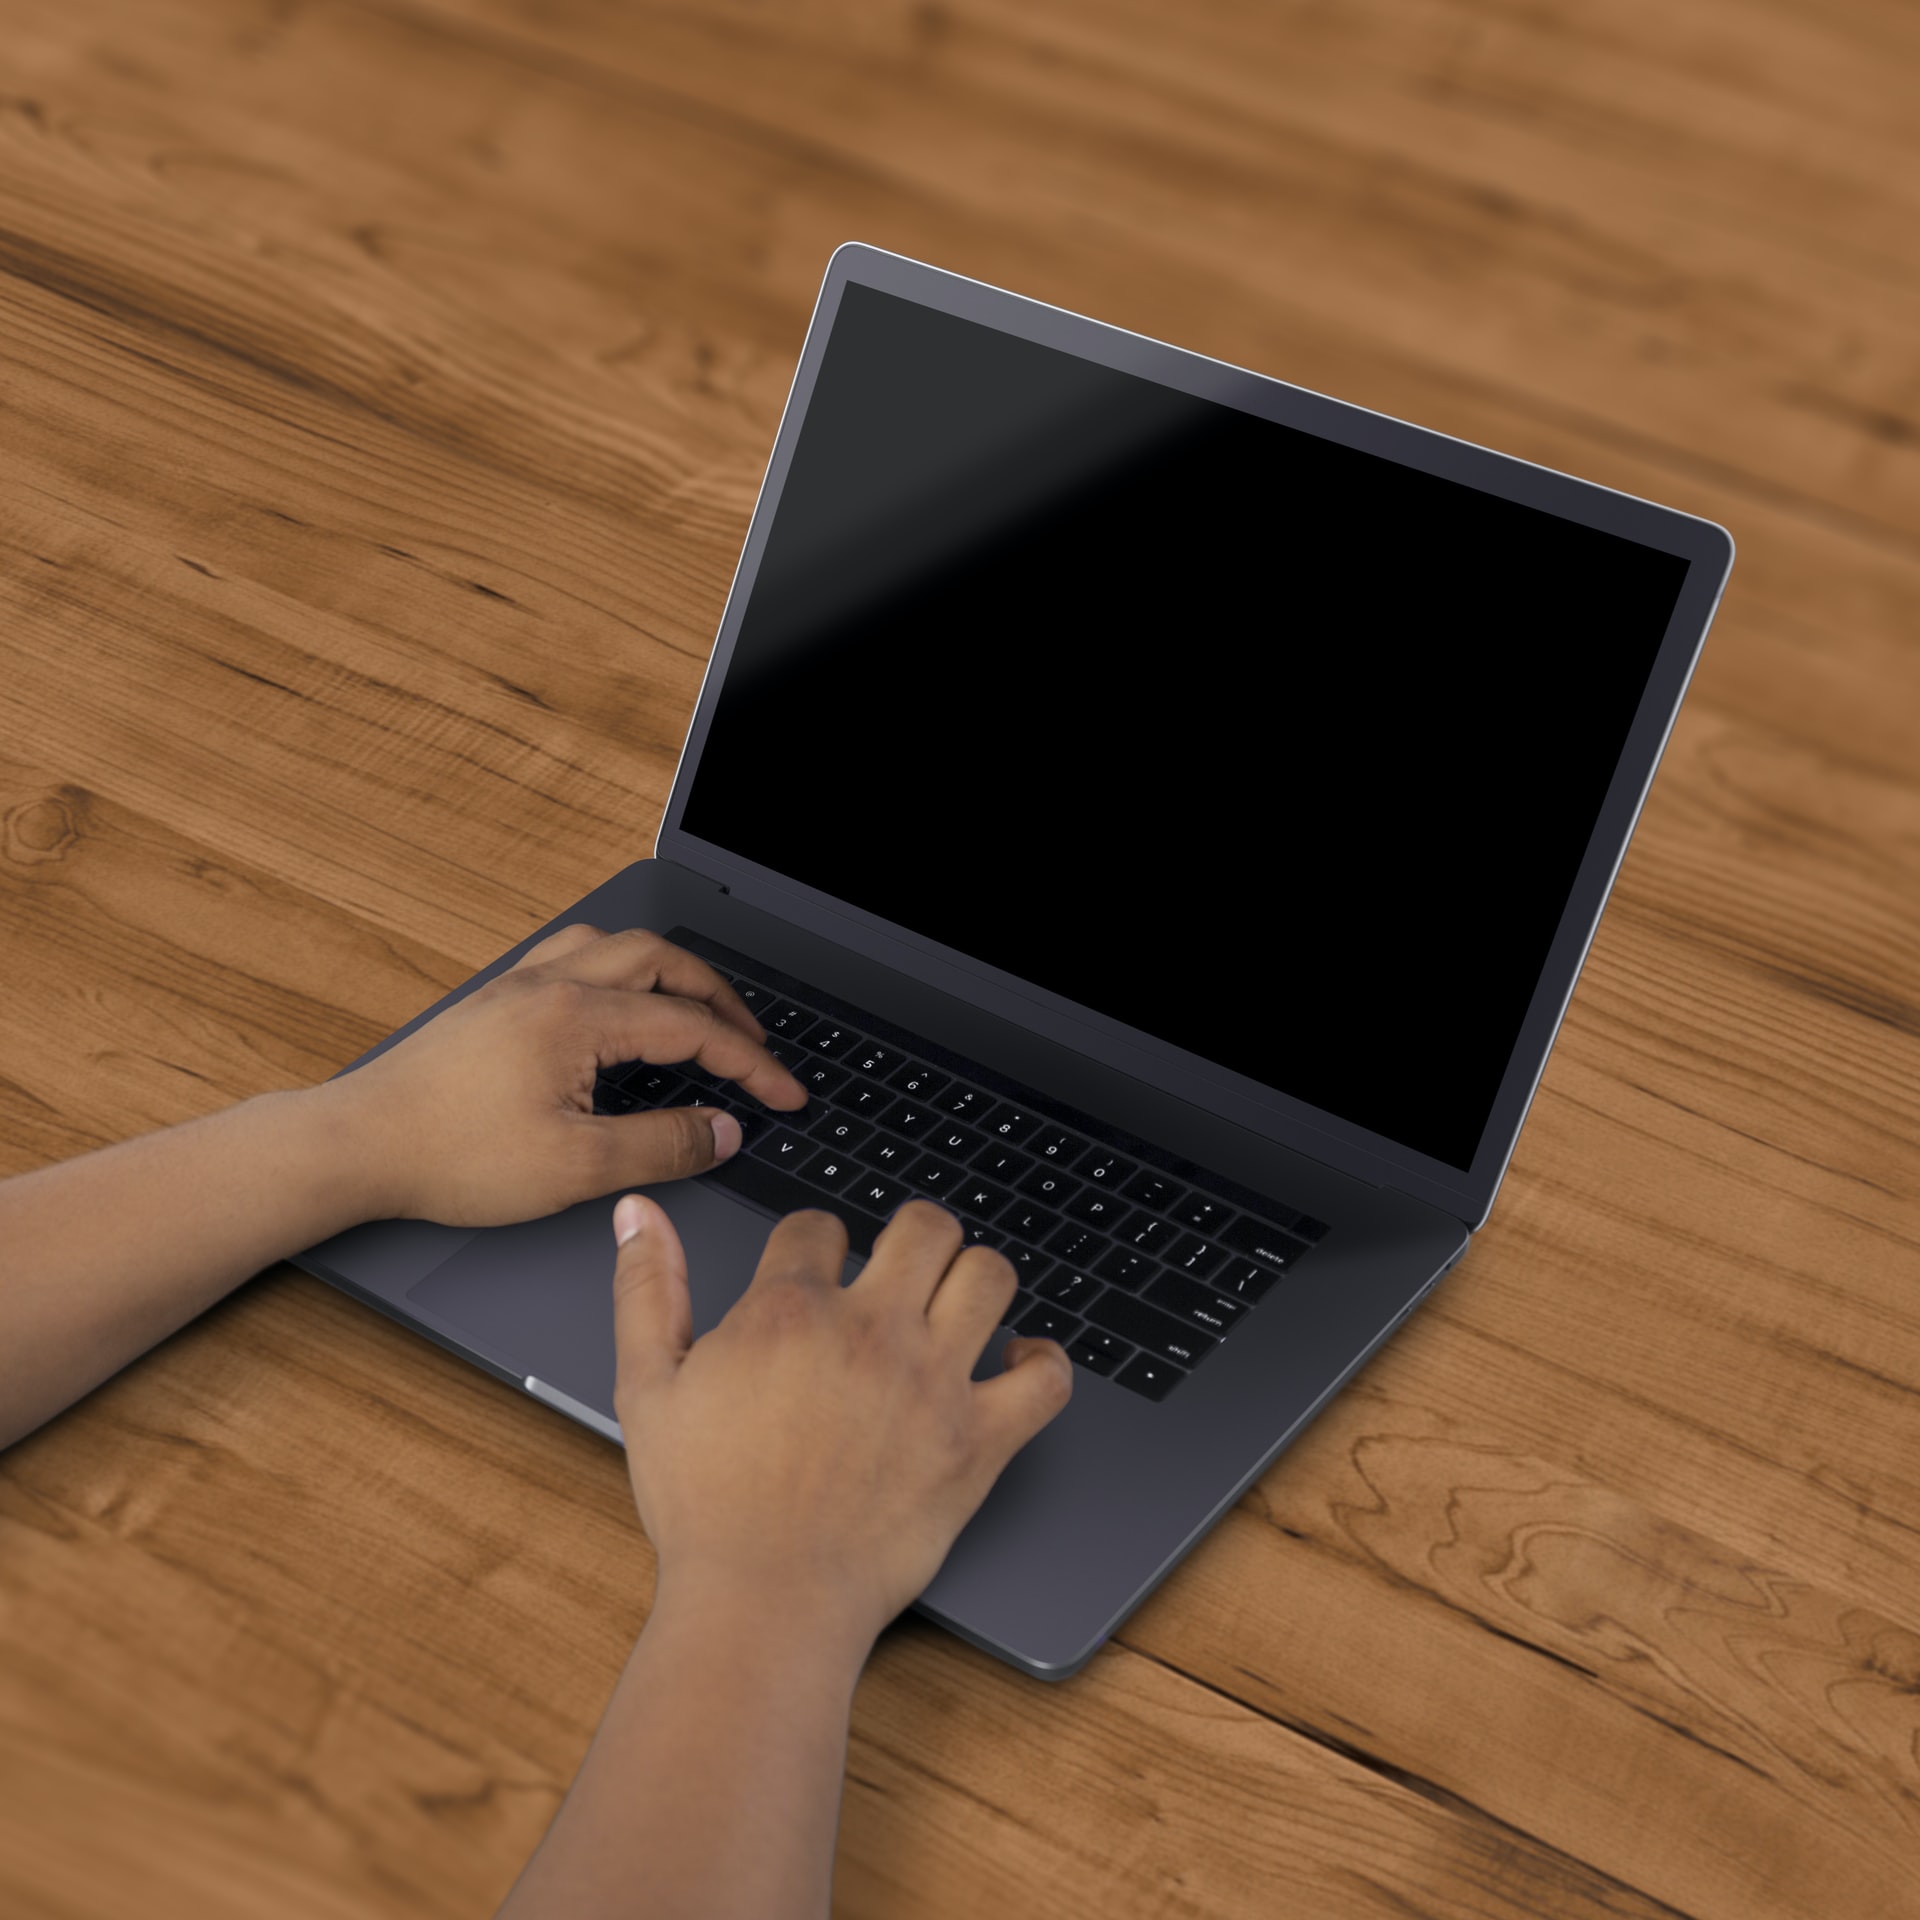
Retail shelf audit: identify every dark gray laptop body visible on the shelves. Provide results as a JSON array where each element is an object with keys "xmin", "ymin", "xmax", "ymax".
[{"xmin": 292, "ymin": 245, "xmax": 1733, "ymax": 1679}]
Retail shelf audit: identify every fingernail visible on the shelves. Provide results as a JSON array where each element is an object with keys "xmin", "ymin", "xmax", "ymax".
[
  {"xmin": 613, "ymin": 1194, "xmax": 649, "ymax": 1246},
  {"xmin": 709, "ymin": 1110, "xmax": 742, "ymax": 1161}
]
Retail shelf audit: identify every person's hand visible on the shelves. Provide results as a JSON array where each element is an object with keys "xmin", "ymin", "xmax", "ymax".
[
  {"xmin": 321, "ymin": 924, "xmax": 806, "ymax": 1226},
  {"xmin": 611, "ymin": 1194, "xmax": 1074, "ymax": 1662}
]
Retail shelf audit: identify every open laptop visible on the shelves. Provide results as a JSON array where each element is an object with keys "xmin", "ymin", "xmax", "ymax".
[{"xmin": 294, "ymin": 243, "xmax": 1733, "ymax": 1679}]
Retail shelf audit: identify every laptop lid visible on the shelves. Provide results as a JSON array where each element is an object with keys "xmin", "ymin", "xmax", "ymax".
[{"xmin": 656, "ymin": 244, "xmax": 1733, "ymax": 1229}]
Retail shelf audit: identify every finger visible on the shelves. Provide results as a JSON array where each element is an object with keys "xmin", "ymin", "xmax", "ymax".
[
  {"xmin": 748, "ymin": 1207, "xmax": 850, "ymax": 1294},
  {"xmin": 584, "ymin": 1104, "xmax": 743, "ymax": 1191},
  {"xmin": 528, "ymin": 926, "xmax": 766, "ymax": 1043},
  {"xmin": 572, "ymin": 984, "xmax": 804, "ymax": 1109},
  {"xmin": 508, "ymin": 922, "xmax": 606, "ymax": 973},
  {"xmin": 971, "ymin": 1336, "xmax": 1074, "ymax": 1470},
  {"xmin": 925, "ymin": 1244, "xmax": 1018, "ymax": 1355},
  {"xmin": 610, "ymin": 1193, "xmax": 693, "ymax": 1400},
  {"xmin": 852, "ymin": 1198, "xmax": 964, "ymax": 1311}
]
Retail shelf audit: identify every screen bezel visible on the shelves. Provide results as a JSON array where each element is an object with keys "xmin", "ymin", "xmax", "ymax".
[{"xmin": 657, "ymin": 243, "xmax": 1734, "ymax": 1227}]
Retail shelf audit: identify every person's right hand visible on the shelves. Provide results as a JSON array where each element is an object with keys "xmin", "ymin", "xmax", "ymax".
[{"xmin": 609, "ymin": 1195, "xmax": 1074, "ymax": 1660}]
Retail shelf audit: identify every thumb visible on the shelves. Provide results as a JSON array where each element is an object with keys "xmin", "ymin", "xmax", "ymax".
[
  {"xmin": 590, "ymin": 1103, "xmax": 743, "ymax": 1189},
  {"xmin": 610, "ymin": 1193, "xmax": 693, "ymax": 1400},
  {"xmin": 972, "ymin": 1335, "xmax": 1074, "ymax": 1477}
]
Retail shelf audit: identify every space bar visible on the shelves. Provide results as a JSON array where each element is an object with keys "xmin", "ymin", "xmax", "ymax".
[{"xmin": 705, "ymin": 1154, "xmax": 883, "ymax": 1257}]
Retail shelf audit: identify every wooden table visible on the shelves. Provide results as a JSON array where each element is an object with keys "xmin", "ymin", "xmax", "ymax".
[{"xmin": 2, "ymin": 3, "xmax": 1917, "ymax": 1915}]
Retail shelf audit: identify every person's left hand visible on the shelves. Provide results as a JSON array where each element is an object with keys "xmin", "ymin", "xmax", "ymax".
[{"xmin": 317, "ymin": 924, "xmax": 806, "ymax": 1226}]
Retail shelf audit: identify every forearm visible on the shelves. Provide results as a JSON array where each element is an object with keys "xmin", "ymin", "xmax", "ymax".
[
  {"xmin": 0, "ymin": 1083, "xmax": 392, "ymax": 1447},
  {"xmin": 499, "ymin": 1575, "xmax": 872, "ymax": 1920}
]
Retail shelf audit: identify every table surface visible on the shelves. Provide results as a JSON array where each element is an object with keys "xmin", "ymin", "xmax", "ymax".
[{"xmin": 2, "ymin": 2, "xmax": 1917, "ymax": 1916}]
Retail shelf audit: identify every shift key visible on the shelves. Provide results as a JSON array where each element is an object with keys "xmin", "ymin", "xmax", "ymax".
[{"xmin": 1087, "ymin": 1289, "xmax": 1218, "ymax": 1370}]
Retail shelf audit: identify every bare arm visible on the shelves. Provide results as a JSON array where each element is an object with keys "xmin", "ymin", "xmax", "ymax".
[
  {"xmin": 496, "ymin": 1195, "xmax": 1073, "ymax": 1920},
  {"xmin": 0, "ymin": 925, "xmax": 805, "ymax": 1449}
]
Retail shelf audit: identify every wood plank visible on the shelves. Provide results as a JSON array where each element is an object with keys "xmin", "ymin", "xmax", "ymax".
[
  {"xmin": 1, "ymin": 1270, "xmax": 1700, "ymax": 1920},
  {"xmin": 385, "ymin": 0, "xmax": 1920, "ymax": 537}
]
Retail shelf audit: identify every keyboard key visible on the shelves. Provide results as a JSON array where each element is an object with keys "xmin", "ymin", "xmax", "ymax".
[
  {"xmin": 1174, "ymin": 1196, "xmax": 1235, "ymax": 1236},
  {"xmin": 903, "ymin": 1154, "xmax": 966, "ymax": 1198},
  {"xmin": 807, "ymin": 1111, "xmax": 873, "ymax": 1152},
  {"xmin": 1094, "ymin": 1246, "xmax": 1158, "ymax": 1291},
  {"xmin": 1028, "ymin": 1128, "xmax": 1085, "ymax": 1164},
  {"xmin": 765, "ymin": 1039, "xmax": 806, "ymax": 1071},
  {"xmin": 1120, "ymin": 1170, "xmax": 1184, "ymax": 1211},
  {"xmin": 1216, "ymin": 1258, "xmax": 1281, "ymax": 1304},
  {"xmin": 793, "ymin": 1060, "xmax": 849, "ymax": 1102},
  {"xmin": 1063, "ymin": 1186, "xmax": 1125, "ymax": 1232},
  {"xmin": 1037, "ymin": 1269, "xmax": 1102, "ymax": 1313},
  {"xmin": 1114, "ymin": 1353, "xmax": 1185, "ymax": 1402},
  {"xmin": 1016, "ymin": 1164, "xmax": 1078, "ymax": 1206},
  {"xmin": 999, "ymin": 1202, "xmax": 1059, "ymax": 1246},
  {"xmin": 1073, "ymin": 1149, "xmax": 1137, "ymax": 1188},
  {"xmin": 981, "ymin": 1103, "xmax": 1042, "ymax": 1145},
  {"xmin": 842, "ymin": 1081, "xmax": 893, "ymax": 1118},
  {"xmin": 1065, "ymin": 1329, "xmax": 1130, "ymax": 1376},
  {"xmin": 845, "ymin": 1171, "xmax": 906, "ymax": 1218},
  {"xmin": 710, "ymin": 1154, "xmax": 881, "ymax": 1259},
  {"xmin": 806, "ymin": 1025, "xmax": 864, "ymax": 1060},
  {"xmin": 707, "ymin": 1096, "xmax": 773, "ymax": 1147},
  {"xmin": 1166, "ymin": 1234, "xmax": 1227, "ymax": 1279},
  {"xmin": 1294, "ymin": 1214, "xmax": 1332, "ymax": 1243},
  {"xmin": 593, "ymin": 1083, "xmax": 638, "ymax": 1115},
  {"xmin": 929, "ymin": 1122, "xmax": 985, "ymax": 1162},
  {"xmin": 619, "ymin": 1064, "xmax": 688, "ymax": 1102},
  {"xmin": 960, "ymin": 1222, "xmax": 1005, "ymax": 1251},
  {"xmin": 971, "ymin": 1143, "xmax": 1032, "ymax": 1185},
  {"xmin": 763, "ymin": 1004, "xmax": 817, "ymax": 1040},
  {"xmin": 1220, "ymin": 1216, "xmax": 1311, "ymax": 1271},
  {"xmin": 887, "ymin": 1061, "xmax": 950, "ymax": 1100},
  {"xmin": 751, "ymin": 1126, "xmax": 814, "ymax": 1172},
  {"xmin": 953, "ymin": 1177, "xmax": 1013, "ymax": 1222},
  {"xmin": 942, "ymin": 1086, "xmax": 993, "ymax": 1122},
  {"xmin": 1005, "ymin": 1247, "xmax": 1053, "ymax": 1287},
  {"xmin": 800, "ymin": 1149, "xmax": 862, "ymax": 1193},
  {"xmin": 878, "ymin": 1101, "xmax": 939, "ymax": 1139},
  {"xmin": 862, "ymin": 1135, "xmax": 912, "ymax": 1174},
  {"xmin": 1145, "ymin": 1271, "xmax": 1247, "ymax": 1336},
  {"xmin": 727, "ymin": 978, "xmax": 777, "ymax": 1017},
  {"xmin": 1120, "ymin": 1213, "xmax": 1178, "ymax": 1256},
  {"xmin": 1045, "ymin": 1223, "xmax": 1106, "ymax": 1266},
  {"xmin": 847, "ymin": 1040, "xmax": 898, "ymax": 1077},
  {"xmin": 1087, "ymin": 1291, "xmax": 1218, "ymax": 1370},
  {"xmin": 1016, "ymin": 1301, "xmax": 1082, "ymax": 1344}
]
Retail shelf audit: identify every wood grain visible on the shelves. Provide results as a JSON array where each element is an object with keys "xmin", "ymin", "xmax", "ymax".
[{"xmin": 2, "ymin": 2, "xmax": 1917, "ymax": 1916}]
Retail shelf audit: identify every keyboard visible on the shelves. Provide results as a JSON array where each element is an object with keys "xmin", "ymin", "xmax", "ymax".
[{"xmin": 591, "ymin": 932, "xmax": 1330, "ymax": 1404}]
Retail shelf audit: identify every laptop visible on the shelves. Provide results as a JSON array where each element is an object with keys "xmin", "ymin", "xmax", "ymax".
[{"xmin": 293, "ymin": 243, "xmax": 1734, "ymax": 1679}]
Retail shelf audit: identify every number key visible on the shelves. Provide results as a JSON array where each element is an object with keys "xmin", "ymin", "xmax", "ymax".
[
  {"xmin": 887, "ymin": 1060, "xmax": 950, "ymax": 1100},
  {"xmin": 1029, "ymin": 1128, "xmax": 1085, "ymax": 1163},
  {"xmin": 981, "ymin": 1103, "xmax": 1041, "ymax": 1145}
]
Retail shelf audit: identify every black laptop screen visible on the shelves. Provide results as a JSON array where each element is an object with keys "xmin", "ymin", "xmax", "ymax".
[{"xmin": 680, "ymin": 283, "xmax": 1689, "ymax": 1171}]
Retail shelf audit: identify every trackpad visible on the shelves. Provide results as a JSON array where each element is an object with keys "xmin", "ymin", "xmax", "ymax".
[{"xmin": 406, "ymin": 1179, "xmax": 800, "ymax": 1419}]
